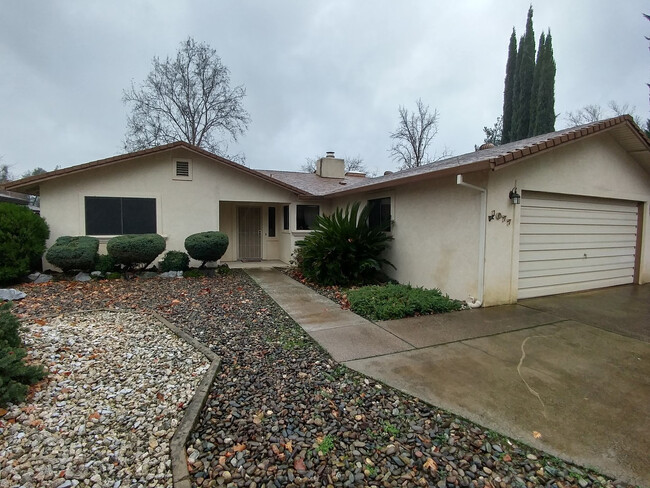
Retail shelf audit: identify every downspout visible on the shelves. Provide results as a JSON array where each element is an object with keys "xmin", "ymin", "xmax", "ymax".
[{"xmin": 456, "ymin": 174, "xmax": 486, "ymax": 308}]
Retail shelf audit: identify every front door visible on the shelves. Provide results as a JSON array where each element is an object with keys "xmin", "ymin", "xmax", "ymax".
[{"xmin": 238, "ymin": 207, "xmax": 262, "ymax": 261}]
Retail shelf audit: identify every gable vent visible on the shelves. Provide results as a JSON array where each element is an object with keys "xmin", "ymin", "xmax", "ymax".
[{"xmin": 175, "ymin": 161, "xmax": 190, "ymax": 177}]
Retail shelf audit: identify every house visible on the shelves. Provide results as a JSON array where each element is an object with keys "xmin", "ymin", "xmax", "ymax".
[{"xmin": 3, "ymin": 115, "xmax": 650, "ymax": 306}]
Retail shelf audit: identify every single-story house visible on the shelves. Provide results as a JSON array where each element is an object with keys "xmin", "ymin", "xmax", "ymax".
[{"xmin": 3, "ymin": 115, "xmax": 650, "ymax": 306}]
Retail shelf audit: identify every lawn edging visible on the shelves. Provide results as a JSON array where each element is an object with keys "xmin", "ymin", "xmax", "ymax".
[{"xmin": 151, "ymin": 312, "xmax": 221, "ymax": 488}]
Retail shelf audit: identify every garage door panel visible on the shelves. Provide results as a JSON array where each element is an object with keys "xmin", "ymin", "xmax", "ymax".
[
  {"xmin": 520, "ymin": 223, "xmax": 637, "ymax": 235},
  {"xmin": 518, "ymin": 192, "xmax": 638, "ymax": 299},
  {"xmin": 519, "ymin": 267, "xmax": 633, "ymax": 290},
  {"xmin": 522, "ymin": 196, "xmax": 638, "ymax": 214},
  {"xmin": 519, "ymin": 255, "xmax": 635, "ymax": 274},
  {"xmin": 520, "ymin": 232, "xmax": 635, "ymax": 249},
  {"xmin": 520, "ymin": 246, "xmax": 636, "ymax": 262},
  {"xmin": 517, "ymin": 276, "xmax": 634, "ymax": 299}
]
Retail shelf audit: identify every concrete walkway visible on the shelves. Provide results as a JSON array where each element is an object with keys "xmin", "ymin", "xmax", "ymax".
[{"xmin": 246, "ymin": 268, "xmax": 650, "ymax": 486}]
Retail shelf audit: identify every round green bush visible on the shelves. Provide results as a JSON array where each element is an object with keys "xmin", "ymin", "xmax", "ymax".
[
  {"xmin": 107, "ymin": 234, "xmax": 166, "ymax": 269},
  {"xmin": 184, "ymin": 231, "xmax": 229, "ymax": 267},
  {"xmin": 45, "ymin": 236, "xmax": 99, "ymax": 272},
  {"xmin": 0, "ymin": 203, "xmax": 50, "ymax": 284},
  {"xmin": 159, "ymin": 250, "xmax": 190, "ymax": 272},
  {"xmin": 95, "ymin": 254, "xmax": 117, "ymax": 274}
]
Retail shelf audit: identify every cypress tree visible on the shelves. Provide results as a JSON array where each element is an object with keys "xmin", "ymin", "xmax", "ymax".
[
  {"xmin": 501, "ymin": 29, "xmax": 518, "ymax": 144},
  {"xmin": 534, "ymin": 30, "xmax": 556, "ymax": 134},
  {"xmin": 528, "ymin": 31, "xmax": 546, "ymax": 136},
  {"xmin": 511, "ymin": 5, "xmax": 536, "ymax": 141}
]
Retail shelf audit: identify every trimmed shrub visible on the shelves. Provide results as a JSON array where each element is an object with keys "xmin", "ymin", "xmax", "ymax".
[
  {"xmin": 107, "ymin": 234, "xmax": 166, "ymax": 270},
  {"xmin": 45, "ymin": 236, "xmax": 99, "ymax": 272},
  {"xmin": 347, "ymin": 283, "xmax": 464, "ymax": 321},
  {"xmin": 159, "ymin": 251, "xmax": 190, "ymax": 272},
  {"xmin": 0, "ymin": 303, "xmax": 47, "ymax": 407},
  {"xmin": 95, "ymin": 254, "xmax": 117, "ymax": 274},
  {"xmin": 296, "ymin": 202, "xmax": 394, "ymax": 286},
  {"xmin": 0, "ymin": 203, "xmax": 50, "ymax": 284},
  {"xmin": 184, "ymin": 231, "xmax": 229, "ymax": 268}
]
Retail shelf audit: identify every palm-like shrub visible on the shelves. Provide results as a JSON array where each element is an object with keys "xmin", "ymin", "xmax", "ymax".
[{"xmin": 296, "ymin": 202, "xmax": 394, "ymax": 286}]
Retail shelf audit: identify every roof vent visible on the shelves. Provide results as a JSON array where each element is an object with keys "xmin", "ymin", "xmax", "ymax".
[
  {"xmin": 326, "ymin": 151, "xmax": 335, "ymax": 158},
  {"xmin": 384, "ymin": 170, "xmax": 393, "ymax": 176},
  {"xmin": 478, "ymin": 143, "xmax": 495, "ymax": 150}
]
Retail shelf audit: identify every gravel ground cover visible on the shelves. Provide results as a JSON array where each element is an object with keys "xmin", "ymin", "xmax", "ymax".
[
  {"xmin": 8, "ymin": 271, "xmax": 633, "ymax": 488},
  {"xmin": 0, "ymin": 310, "xmax": 209, "ymax": 488}
]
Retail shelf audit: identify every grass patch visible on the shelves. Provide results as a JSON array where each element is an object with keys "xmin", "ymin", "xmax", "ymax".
[
  {"xmin": 317, "ymin": 435, "xmax": 335, "ymax": 455},
  {"xmin": 347, "ymin": 283, "xmax": 463, "ymax": 321}
]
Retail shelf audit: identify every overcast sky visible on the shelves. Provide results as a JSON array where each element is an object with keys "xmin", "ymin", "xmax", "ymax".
[{"xmin": 1, "ymin": 1, "xmax": 648, "ymax": 178}]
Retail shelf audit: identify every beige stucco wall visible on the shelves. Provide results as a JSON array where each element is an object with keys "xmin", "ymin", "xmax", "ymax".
[
  {"xmin": 484, "ymin": 134, "xmax": 650, "ymax": 305},
  {"xmin": 39, "ymin": 148, "xmax": 297, "ymax": 268},
  {"xmin": 331, "ymin": 175, "xmax": 483, "ymax": 302}
]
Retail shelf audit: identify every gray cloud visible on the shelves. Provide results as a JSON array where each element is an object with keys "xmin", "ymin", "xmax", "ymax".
[{"xmin": 1, "ymin": 0, "xmax": 647, "ymax": 178}]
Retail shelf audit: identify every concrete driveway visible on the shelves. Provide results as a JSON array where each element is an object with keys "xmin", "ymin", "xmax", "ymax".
[
  {"xmin": 346, "ymin": 285, "xmax": 650, "ymax": 486},
  {"xmin": 248, "ymin": 269, "xmax": 649, "ymax": 486}
]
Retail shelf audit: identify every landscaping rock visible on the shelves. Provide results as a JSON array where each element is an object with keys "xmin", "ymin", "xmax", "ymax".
[
  {"xmin": 0, "ymin": 310, "xmax": 210, "ymax": 487},
  {"xmin": 74, "ymin": 271, "xmax": 91, "ymax": 282},
  {"xmin": 8, "ymin": 272, "xmax": 636, "ymax": 488},
  {"xmin": 0, "ymin": 288, "xmax": 26, "ymax": 301},
  {"xmin": 160, "ymin": 271, "xmax": 183, "ymax": 278},
  {"xmin": 28, "ymin": 272, "xmax": 52, "ymax": 284}
]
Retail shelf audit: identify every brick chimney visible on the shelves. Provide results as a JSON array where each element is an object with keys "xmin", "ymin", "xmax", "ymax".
[{"xmin": 316, "ymin": 151, "xmax": 345, "ymax": 178}]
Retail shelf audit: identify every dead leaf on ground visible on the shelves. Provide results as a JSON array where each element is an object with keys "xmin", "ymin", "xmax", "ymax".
[
  {"xmin": 232, "ymin": 443, "xmax": 246, "ymax": 452},
  {"xmin": 294, "ymin": 457, "xmax": 306, "ymax": 472},
  {"xmin": 423, "ymin": 457, "xmax": 438, "ymax": 472}
]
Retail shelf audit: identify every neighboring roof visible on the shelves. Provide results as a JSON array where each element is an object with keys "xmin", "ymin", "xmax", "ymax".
[
  {"xmin": 2, "ymin": 141, "xmax": 311, "ymax": 197},
  {"xmin": 3, "ymin": 116, "xmax": 648, "ymax": 199},
  {"xmin": 0, "ymin": 189, "xmax": 30, "ymax": 205}
]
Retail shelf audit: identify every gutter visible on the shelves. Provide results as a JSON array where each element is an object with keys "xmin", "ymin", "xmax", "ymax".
[{"xmin": 456, "ymin": 175, "xmax": 486, "ymax": 308}]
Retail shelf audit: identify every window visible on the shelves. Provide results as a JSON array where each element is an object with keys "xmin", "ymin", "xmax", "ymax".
[
  {"xmin": 296, "ymin": 205, "xmax": 319, "ymax": 230},
  {"xmin": 268, "ymin": 207, "xmax": 276, "ymax": 237},
  {"xmin": 85, "ymin": 196, "xmax": 156, "ymax": 235},
  {"xmin": 283, "ymin": 205, "xmax": 289, "ymax": 230},
  {"xmin": 368, "ymin": 197, "xmax": 391, "ymax": 231},
  {"xmin": 173, "ymin": 160, "xmax": 192, "ymax": 180}
]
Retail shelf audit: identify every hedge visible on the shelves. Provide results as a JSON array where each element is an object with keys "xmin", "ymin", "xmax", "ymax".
[
  {"xmin": 0, "ymin": 203, "xmax": 50, "ymax": 284},
  {"xmin": 159, "ymin": 250, "xmax": 190, "ymax": 272},
  {"xmin": 184, "ymin": 231, "xmax": 229, "ymax": 268},
  {"xmin": 45, "ymin": 236, "xmax": 99, "ymax": 272},
  {"xmin": 107, "ymin": 234, "xmax": 166, "ymax": 269}
]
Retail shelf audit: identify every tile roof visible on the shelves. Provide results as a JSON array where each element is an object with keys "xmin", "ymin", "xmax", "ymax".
[{"xmin": 3, "ymin": 116, "xmax": 647, "ymax": 198}]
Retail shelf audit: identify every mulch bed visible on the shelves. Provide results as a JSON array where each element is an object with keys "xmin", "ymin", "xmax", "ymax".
[{"xmin": 11, "ymin": 271, "xmax": 632, "ymax": 488}]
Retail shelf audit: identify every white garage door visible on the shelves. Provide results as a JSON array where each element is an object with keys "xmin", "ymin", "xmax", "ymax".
[{"xmin": 518, "ymin": 192, "xmax": 638, "ymax": 299}]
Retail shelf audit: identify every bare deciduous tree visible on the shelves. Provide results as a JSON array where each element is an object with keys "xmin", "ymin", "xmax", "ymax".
[
  {"xmin": 301, "ymin": 155, "xmax": 372, "ymax": 175},
  {"xmin": 123, "ymin": 37, "xmax": 250, "ymax": 160},
  {"xmin": 389, "ymin": 99, "xmax": 448, "ymax": 169},
  {"xmin": 565, "ymin": 101, "xmax": 639, "ymax": 127}
]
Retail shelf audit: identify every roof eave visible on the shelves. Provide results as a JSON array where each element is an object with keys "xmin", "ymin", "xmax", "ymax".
[{"xmin": 4, "ymin": 141, "xmax": 311, "ymax": 197}]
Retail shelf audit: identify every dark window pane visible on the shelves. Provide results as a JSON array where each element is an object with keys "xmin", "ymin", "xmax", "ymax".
[
  {"xmin": 85, "ymin": 196, "xmax": 156, "ymax": 235},
  {"xmin": 123, "ymin": 198, "xmax": 156, "ymax": 234},
  {"xmin": 368, "ymin": 197, "xmax": 391, "ymax": 232},
  {"xmin": 297, "ymin": 205, "xmax": 319, "ymax": 230},
  {"xmin": 268, "ymin": 207, "xmax": 276, "ymax": 237},
  {"xmin": 85, "ymin": 197, "xmax": 122, "ymax": 235},
  {"xmin": 283, "ymin": 205, "xmax": 289, "ymax": 230}
]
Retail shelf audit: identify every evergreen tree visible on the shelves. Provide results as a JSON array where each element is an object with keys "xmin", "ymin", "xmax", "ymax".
[
  {"xmin": 501, "ymin": 29, "xmax": 518, "ymax": 144},
  {"xmin": 500, "ymin": 5, "xmax": 556, "ymax": 142},
  {"xmin": 533, "ymin": 31, "xmax": 556, "ymax": 134},
  {"xmin": 511, "ymin": 5, "xmax": 536, "ymax": 141},
  {"xmin": 528, "ymin": 31, "xmax": 545, "ymax": 136}
]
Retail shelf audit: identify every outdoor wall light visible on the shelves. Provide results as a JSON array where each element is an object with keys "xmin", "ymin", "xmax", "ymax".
[{"xmin": 509, "ymin": 186, "xmax": 521, "ymax": 205}]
